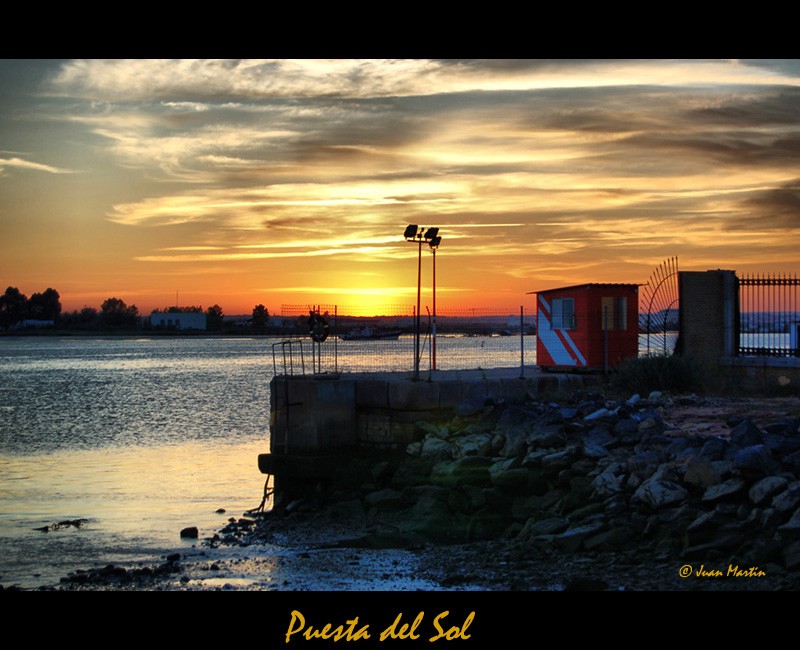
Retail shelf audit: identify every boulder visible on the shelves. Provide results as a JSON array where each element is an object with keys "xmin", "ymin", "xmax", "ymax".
[
  {"xmin": 772, "ymin": 481, "xmax": 800, "ymax": 513},
  {"xmin": 551, "ymin": 520, "xmax": 607, "ymax": 552},
  {"xmin": 749, "ymin": 476, "xmax": 790, "ymax": 505},
  {"xmin": 467, "ymin": 507, "xmax": 513, "ymax": 541},
  {"xmin": 701, "ymin": 478, "xmax": 747, "ymax": 503},
  {"xmin": 490, "ymin": 467, "xmax": 532, "ymax": 494},
  {"xmin": 777, "ymin": 507, "xmax": 800, "ymax": 532},
  {"xmin": 633, "ymin": 479, "xmax": 689, "ymax": 509},
  {"xmin": 729, "ymin": 418, "xmax": 764, "ymax": 447},
  {"xmin": 584, "ymin": 526, "xmax": 634, "ymax": 550},
  {"xmin": 734, "ymin": 445, "xmax": 778, "ymax": 475},
  {"xmin": 419, "ymin": 436, "xmax": 453, "ymax": 460},
  {"xmin": 591, "ymin": 464, "xmax": 625, "ymax": 497},
  {"xmin": 782, "ymin": 540, "xmax": 800, "ymax": 569},
  {"xmin": 404, "ymin": 495, "xmax": 469, "ymax": 542},
  {"xmin": 430, "ymin": 457, "xmax": 493, "ymax": 487},
  {"xmin": 364, "ymin": 488, "xmax": 405, "ymax": 511},
  {"xmin": 451, "ymin": 433, "xmax": 492, "ymax": 459},
  {"xmin": 699, "ymin": 437, "xmax": 729, "ymax": 461},
  {"xmin": 682, "ymin": 458, "xmax": 720, "ymax": 489},
  {"xmin": 520, "ymin": 516, "xmax": 568, "ymax": 537},
  {"xmin": 584, "ymin": 408, "xmax": 611, "ymax": 422}
]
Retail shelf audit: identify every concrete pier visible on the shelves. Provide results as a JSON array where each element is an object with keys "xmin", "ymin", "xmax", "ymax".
[{"xmin": 258, "ymin": 367, "xmax": 598, "ymax": 503}]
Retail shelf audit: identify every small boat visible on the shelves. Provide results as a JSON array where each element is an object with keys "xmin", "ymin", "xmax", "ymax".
[{"xmin": 340, "ymin": 326, "xmax": 402, "ymax": 341}]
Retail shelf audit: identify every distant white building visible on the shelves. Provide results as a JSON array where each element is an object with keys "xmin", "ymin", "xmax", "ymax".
[
  {"xmin": 14, "ymin": 319, "xmax": 54, "ymax": 329},
  {"xmin": 150, "ymin": 311, "xmax": 206, "ymax": 330}
]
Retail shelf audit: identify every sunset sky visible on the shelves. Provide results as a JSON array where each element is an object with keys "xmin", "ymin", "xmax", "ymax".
[{"xmin": 2, "ymin": 59, "xmax": 799, "ymax": 317}]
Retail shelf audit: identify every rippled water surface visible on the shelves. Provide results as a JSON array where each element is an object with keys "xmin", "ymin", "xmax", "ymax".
[
  {"xmin": 0, "ymin": 337, "xmax": 273, "ymax": 588},
  {"xmin": 2, "ymin": 331, "xmax": 680, "ymax": 589}
]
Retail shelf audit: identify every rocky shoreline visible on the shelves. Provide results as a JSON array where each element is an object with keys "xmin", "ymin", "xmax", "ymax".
[{"xmin": 23, "ymin": 390, "xmax": 800, "ymax": 591}]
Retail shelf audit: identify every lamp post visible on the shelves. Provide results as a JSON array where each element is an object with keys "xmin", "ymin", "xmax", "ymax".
[
  {"xmin": 404, "ymin": 225, "xmax": 424, "ymax": 380},
  {"xmin": 425, "ymin": 229, "xmax": 441, "ymax": 372},
  {"xmin": 404, "ymin": 225, "xmax": 442, "ymax": 380}
]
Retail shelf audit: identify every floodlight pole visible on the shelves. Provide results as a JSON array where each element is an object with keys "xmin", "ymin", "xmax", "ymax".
[
  {"xmin": 404, "ymin": 225, "xmax": 423, "ymax": 381},
  {"xmin": 415, "ymin": 236, "xmax": 422, "ymax": 381},
  {"xmin": 405, "ymin": 225, "xmax": 441, "ymax": 381},
  {"xmin": 432, "ymin": 245, "xmax": 437, "ymax": 372}
]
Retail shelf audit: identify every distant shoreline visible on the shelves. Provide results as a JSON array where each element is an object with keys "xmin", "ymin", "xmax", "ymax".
[{"xmin": 0, "ymin": 329, "xmax": 289, "ymax": 338}]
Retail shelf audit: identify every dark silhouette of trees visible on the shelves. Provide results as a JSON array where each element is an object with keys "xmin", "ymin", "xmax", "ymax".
[
  {"xmin": 0, "ymin": 285, "xmax": 275, "ymax": 335},
  {"xmin": 0, "ymin": 287, "xmax": 28, "ymax": 328},
  {"xmin": 61, "ymin": 306, "xmax": 99, "ymax": 329},
  {"xmin": 206, "ymin": 304, "xmax": 224, "ymax": 331},
  {"xmin": 101, "ymin": 297, "xmax": 139, "ymax": 328},
  {"xmin": 252, "ymin": 304, "xmax": 269, "ymax": 332},
  {"xmin": 27, "ymin": 288, "xmax": 61, "ymax": 322}
]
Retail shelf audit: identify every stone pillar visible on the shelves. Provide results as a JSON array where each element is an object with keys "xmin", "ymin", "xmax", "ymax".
[{"xmin": 677, "ymin": 270, "xmax": 738, "ymax": 365}]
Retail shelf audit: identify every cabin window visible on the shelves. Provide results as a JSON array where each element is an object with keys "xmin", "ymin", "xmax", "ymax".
[
  {"xmin": 551, "ymin": 298, "xmax": 575, "ymax": 330},
  {"xmin": 601, "ymin": 297, "xmax": 628, "ymax": 330}
]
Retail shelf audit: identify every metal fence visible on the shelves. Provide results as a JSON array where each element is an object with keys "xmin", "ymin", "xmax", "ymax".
[
  {"xmin": 277, "ymin": 304, "xmax": 535, "ymax": 375},
  {"xmin": 738, "ymin": 273, "xmax": 800, "ymax": 357},
  {"xmin": 638, "ymin": 256, "xmax": 679, "ymax": 356}
]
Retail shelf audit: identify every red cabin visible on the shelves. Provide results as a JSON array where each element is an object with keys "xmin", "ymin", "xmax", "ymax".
[{"xmin": 535, "ymin": 283, "xmax": 639, "ymax": 371}]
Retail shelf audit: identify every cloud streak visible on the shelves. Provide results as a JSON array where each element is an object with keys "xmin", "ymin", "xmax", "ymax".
[{"xmin": 2, "ymin": 59, "xmax": 799, "ymax": 313}]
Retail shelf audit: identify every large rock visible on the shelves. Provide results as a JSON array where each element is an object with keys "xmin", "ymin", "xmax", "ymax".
[
  {"xmin": 784, "ymin": 450, "xmax": 800, "ymax": 473},
  {"xmin": 778, "ymin": 507, "xmax": 800, "ymax": 532},
  {"xmin": 550, "ymin": 520, "xmax": 607, "ymax": 552},
  {"xmin": 404, "ymin": 495, "xmax": 469, "ymax": 541},
  {"xmin": 682, "ymin": 458, "xmax": 720, "ymax": 489},
  {"xmin": 584, "ymin": 526, "xmax": 634, "ymax": 551},
  {"xmin": 627, "ymin": 450, "xmax": 661, "ymax": 483},
  {"xmin": 430, "ymin": 457, "xmax": 492, "ymax": 487},
  {"xmin": 749, "ymin": 476, "xmax": 789, "ymax": 505},
  {"xmin": 734, "ymin": 445, "xmax": 778, "ymax": 475},
  {"xmin": 591, "ymin": 464, "xmax": 625, "ymax": 497},
  {"xmin": 540, "ymin": 449, "xmax": 577, "ymax": 471},
  {"xmin": 496, "ymin": 407, "xmax": 535, "ymax": 450},
  {"xmin": 772, "ymin": 481, "xmax": 800, "ymax": 513},
  {"xmin": 520, "ymin": 516, "xmax": 569, "ymax": 537},
  {"xmin": 528, "ymin": 428, "xmax": 566, "ymax": 449},
  {"xmin": 451, "ymin": 433, "xmax": 492, "ymax": 459},
  {"xmin": 364, "ymin": 488, "xmax": 405, "ymax": 511},
  {"xmin": 701, "ymin": 478, "xmax": 746, "ymax": 503},
  {"xmin": 419, "ymin": 436, "xmax": 453, "ymax": 460},
  {"xmin": 489, "ymin": 462, "xmax": 531, "ymax": 494},
  {"xmin": 729, "ymin": 418, "xmax": 764, "ymax": 447},
  {"xmin": 782, "ymin": 540, "xmax": 800, "ymax": 569},
  {"xmin": 699, "ymin": 437, "xmax": 729, "ymax": 461},
  {"xmin": 467, "ymin": 507, "xmax": 513, "ymax": 541},
  {"xmin": 633, "ymin": 479, "xmax": 689, "ymax": 509}
]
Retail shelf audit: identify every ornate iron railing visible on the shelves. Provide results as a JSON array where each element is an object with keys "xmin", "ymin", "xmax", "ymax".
[{"xmin": 738, "ymin": 273, "xmax": 800, "ymax": 357}]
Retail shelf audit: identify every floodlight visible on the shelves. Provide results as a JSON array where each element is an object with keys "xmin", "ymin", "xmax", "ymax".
[
  {"xmin": 424, "ymin": 227, "xmax": 439, "ymax": 240},
  {"xmin": 404, "ymin": 224, "xmax": 419, "ymax": 239}
]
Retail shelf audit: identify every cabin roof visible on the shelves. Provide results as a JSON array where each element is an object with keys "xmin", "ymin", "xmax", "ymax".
[{"xmin": 526, "ymin": 283, "xmax": 641, "ymax": 295}]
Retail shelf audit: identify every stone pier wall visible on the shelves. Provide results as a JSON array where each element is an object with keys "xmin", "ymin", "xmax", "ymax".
[{"xmin": 267, "ymin": 369, "xmax": 595, "ymax": 456}]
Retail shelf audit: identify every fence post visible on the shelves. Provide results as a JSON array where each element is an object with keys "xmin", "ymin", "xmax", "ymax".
[{"xmin": 519, "ymin": 305, "xmax": 524, "ymax": 378}]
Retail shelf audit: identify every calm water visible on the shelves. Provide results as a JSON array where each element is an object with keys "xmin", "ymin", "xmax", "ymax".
[
  {"xmin": 0, "ymin": 336, "xmax": 274, "ymax": 589},
  {"xmin": 0, "ymin": 334, "xmax": 536, "ymax": 589},
  {"xmin": 2, "ymin": 332, "xmax": 694, "ymax": 589}
]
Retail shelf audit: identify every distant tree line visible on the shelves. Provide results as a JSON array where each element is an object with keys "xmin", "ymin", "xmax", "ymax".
[
  {"xmin": 0, "ymin": 287, "xmax": 62, "ymax": 328},
  {"xmin": 1, "ymin": 285, "xmax": 274, "ymax": 334}
]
